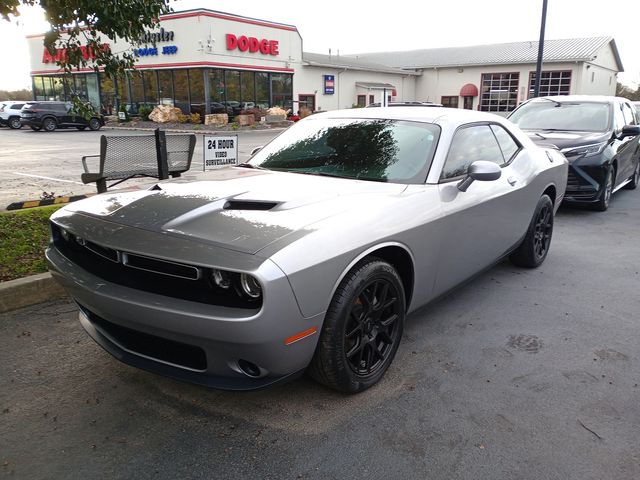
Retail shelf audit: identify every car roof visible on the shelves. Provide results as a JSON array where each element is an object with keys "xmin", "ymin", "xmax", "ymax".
[
  {"xmin": 524, "ymin": 95, "xmax": 629, "ymax": 104},
  {"xmin": 310, "ymin": 106, "xmax": 508, "ymax": 125}
]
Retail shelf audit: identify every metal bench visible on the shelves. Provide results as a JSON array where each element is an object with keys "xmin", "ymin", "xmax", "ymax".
[{"xmin": 81, "ymin": 131, "xmax": 196, "ymax": 193}]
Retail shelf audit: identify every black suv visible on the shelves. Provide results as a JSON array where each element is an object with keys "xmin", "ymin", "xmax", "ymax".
[
  {"xmin": 20, "ymin": 101, "xmax": 104, "ymax": 132},
  {"xmin": 509, "ymin": 95, "xmax": 640, "ymax": 211}
]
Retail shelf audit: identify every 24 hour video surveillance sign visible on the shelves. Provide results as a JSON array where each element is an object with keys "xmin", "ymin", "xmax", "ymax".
[{"xmin": 203, "ymin": 135, "xmax": 238, "ymax": 170}]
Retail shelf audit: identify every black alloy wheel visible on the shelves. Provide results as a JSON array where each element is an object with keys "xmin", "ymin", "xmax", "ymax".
[
  {"xmin": 532, "ymin": 203, "xmax": 553, "ymax": 261},
  {"xmin": 9, "ymin": 117, "xmax": 22, "ymax": 129},
  {"xmin": 88, "ymin": 118, "xmax": 101, "ymax": 131},
  {"xmin": 592, "ymin": 166, "xmax": 614, "ymax": 211},
  {"xmin": 42, "ymin": 117, "xmax": 57, "ymax": 132},
  {"xmin": 624, "ymin": 162, "xmax": 640, "ymax": 190},
  {"xmin": 344, "ymin": 278, "xmax": 402, "ymax": 377},
  {"xmin": 309, "ymin": 258, "xmax": 406, "ymax": 393},
  {"xmin": 509, "ymin": 194, "xmax": 554, "ymax": 268}
]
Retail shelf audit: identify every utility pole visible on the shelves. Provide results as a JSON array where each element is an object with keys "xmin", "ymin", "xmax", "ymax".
[{"xmin": 533, "ymin": 0, "xmax": 549, "ymax": 98}]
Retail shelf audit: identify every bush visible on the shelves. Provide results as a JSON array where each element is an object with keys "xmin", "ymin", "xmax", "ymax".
[
  {"xmin": 138, "ymin": 105, "xmax": 153, "ymax": 121},
  {"xmin": 231, "ymin": 122, "xmax": 240, "ymax": 130},
  {"xmin": 177, "ymin": 113, "xmax": 189, "ymax": 123},
  {"xmin": 190, "ymin": 113, "xmax": 201, "ymax": 124}
]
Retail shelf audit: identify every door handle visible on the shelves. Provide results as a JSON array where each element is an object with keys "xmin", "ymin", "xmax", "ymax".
[{"xmin": 507, "ymin": 176, "xmax": 517, "ymax": 186}]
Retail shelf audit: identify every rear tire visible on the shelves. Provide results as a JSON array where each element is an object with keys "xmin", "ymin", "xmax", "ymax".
[
  {"xmin": 509, "ymin": 194, "xmax": 554, "ymax": 268},
  {"xmin": 308, "ymin": 257, "xmax": 405, "ymax": 393},
  {"xmin": 88, "ymin": 118, "xmax": 101, "ymax": 131},
  {"xmin": 8, "ymin": 117, "xmax": 22, "ymax": 129},
  {"xmin": 591, "ymin": 165, "xmax": 614, "ymax": 211},
  {"xmin": 42, "ymin": 117, "xmax": 57, "ymax": 132},
  {"xmin": 624, "ymin": 161, "xmax": 639, "ymax": 190}
]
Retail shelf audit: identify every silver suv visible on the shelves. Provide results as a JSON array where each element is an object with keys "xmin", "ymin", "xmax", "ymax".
[{"xmin": 0, "ymin": 101, "xmax": 26, "ymax": 129}]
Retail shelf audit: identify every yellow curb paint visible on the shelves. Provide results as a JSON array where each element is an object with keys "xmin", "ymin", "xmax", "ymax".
[
  {"xmin": 22, "ymin": 201, "xmax": 40, "ymax": 208},
  {"xmin": 54, "ymin": 197, "xmax": 69, "ymax": 204}
]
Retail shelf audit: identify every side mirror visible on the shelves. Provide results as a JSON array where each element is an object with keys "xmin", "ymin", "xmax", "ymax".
[
  {"xmin": 457, "ymin": 161, "xmax": 502, "ymax": 192},
  {"xmin": 620, "ymin": 125, "xmax": 640, "ymax": 138},
  {"xmin": 250, "ymin": 146, "xmax": 263, "ymax": 156}
]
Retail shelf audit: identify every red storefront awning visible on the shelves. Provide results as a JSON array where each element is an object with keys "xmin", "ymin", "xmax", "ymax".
[{"xmin": 460, "ymin": 83, "xmax": 479, "ymax": 97}]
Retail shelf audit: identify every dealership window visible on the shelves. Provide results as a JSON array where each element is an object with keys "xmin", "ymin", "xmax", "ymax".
[
  {"xmin": 298, "ymin": 94, "xmax": 315, "ymax": 112},
  {"xmin": 33, "ymin": 77, "xmax": 45, "ymax": 100},
  {"xmin": 369, "ymin": 95, "xmax": 374, "ymax": 105},
  {"xmin": 357, "ymin": 95, "xmax": 366, "ymax": 108},
  {"xmin": 271, "ymin": 73, "xmax": 293, "ymax": 109},
  {"xmin": 158, "ymin": 70, "xmax": 173, "ymax": 106},
  {"xmin": 480, "ymin": 73, "xmax": 519, "ymax": 112},
  {"xmin": 188, "ymin": 69, "xmax": 205, "ymax": 117},
  {"xmin": 173, "ymin": 69, "xmax": 190, "ymax": 113},
  {"xmin": 72, "ymin": 74, "xmax": 87, "ymax": 101},
  {"xmin": 256, "ymin": 72, "xmax": 270, "ymax": 110},
  {"xmin": 117, "ymin": 74, "xmax": 129, "ymax": 107},
  {"xmin": 528, "ymin": 71, "xmax": 571, "ymax": 98},
  {"xmin": 99, "ymin": 74, "xmax": 116, "ymax": 115},
  {"xmin": 143, "ymin": 70, "xmax": 158, "ymax": 105},
  {"xmin": 241, "ymin": 71, "xmax": 255, "ymax": 108},
  {"xmin": 129, "ymin": 73, "xmax": 145, "ymax": 112},
  {"xmin": 208, "ymin": 69, "xmax": 224, "ymax": 104},
  {"xmin": 441, "ymin": 96, "xmax": 459, "ymax": 108}
]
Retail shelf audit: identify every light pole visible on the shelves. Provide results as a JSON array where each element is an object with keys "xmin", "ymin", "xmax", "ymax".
[{"xmin": 533, "ymin": 0, "xmax": 549, "ymax": 98}]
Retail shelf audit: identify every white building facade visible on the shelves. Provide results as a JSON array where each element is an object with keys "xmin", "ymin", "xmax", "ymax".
[{"xmin": 25, "ymin": 8, "xmax": 623, "ymax": 118}]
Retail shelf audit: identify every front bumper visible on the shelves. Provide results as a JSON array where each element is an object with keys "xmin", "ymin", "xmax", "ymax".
[
  {"xmin": 562, "ymin": 163, "xmax": 608, "ymax": 204},
  {"xmin": 46, "ymin": 246, "xmax": 323, "ymax": 390}
]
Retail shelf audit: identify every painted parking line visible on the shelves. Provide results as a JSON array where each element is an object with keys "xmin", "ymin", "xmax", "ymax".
[{"xmin": 12, "ymin": 172, "xmax": 85, "ymax": 185}]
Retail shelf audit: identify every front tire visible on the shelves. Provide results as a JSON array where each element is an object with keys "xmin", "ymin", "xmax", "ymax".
[
  {"xmin": 42, "ymin": 117, "xmax": 57, "ymax": 132},
  {"xmin": 8, "ymin": 117, "xmax": 22, "ymax": 129},
  {"xmin": 309, "ymin": 258, "xmax": 405, "ymax": 393},
  {"xmin": 509, "ymin": 194, "xmax": 554, "ymax": 268},
  {"xmin": 591, "ymin": 165, "xmax": 614, "ymax": 211},
  {"xmin": 624, "ymin": 161, "xmax": 639, "ymax": 190}
]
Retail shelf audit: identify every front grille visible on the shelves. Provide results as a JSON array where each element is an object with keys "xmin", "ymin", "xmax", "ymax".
[
  {"xmin": 567, "ymin": 170, "xmax": 581, "ymax": 188},
  {"xmin": 51, "ymin": 223, "xmax": 261, "ymax": 309},
  {"xmin": 79, "ymin": 304, "xmax": 207, "ymax": 371}
]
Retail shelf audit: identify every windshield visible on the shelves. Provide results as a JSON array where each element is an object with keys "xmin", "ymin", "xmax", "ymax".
[
  {"xmin": 248, "ymin": 117, "xmax": 440, "ymax": 184},
  {"xmin": 509, "ymin": 101, "xmax": 611, "ymax": 132}
]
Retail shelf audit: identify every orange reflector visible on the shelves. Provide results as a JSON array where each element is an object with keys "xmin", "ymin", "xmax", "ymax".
[{"xmin": 284, "ymin": 327, "xmax": 317, "ymax": 346}]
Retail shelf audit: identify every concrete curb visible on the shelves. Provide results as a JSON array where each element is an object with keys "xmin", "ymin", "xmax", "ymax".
[
  {"xmin": 6, "ymin": 194, "xmax": 90, "ymax": 211},
  {"xmin": 103, "ymin": 125, "xmax": 287, "ymax": 134},
  {"xmin": 0, "ymin": 272, "xmax": 67, "ymax": 313}
]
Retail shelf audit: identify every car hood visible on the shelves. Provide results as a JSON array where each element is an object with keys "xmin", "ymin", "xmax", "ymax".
[
  {"xmin": 60, "ymin": 167, "xmax": 407, "ymax": 255},
  {"xmin": 524, "ymin": 130, "xmax": 611, "ymax": 151}
]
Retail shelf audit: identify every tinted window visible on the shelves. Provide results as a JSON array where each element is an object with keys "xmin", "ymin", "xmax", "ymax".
[
  {"xmin": 250, "ymin": 118, "xmax": 441, "ymax": 184},
  {"xmin": 490, "ymin": 124, "xmax": 520, "ymax": 162},
  {"xmin": 10, "ymin": 104, "xmax": 24, "ymax": 110},
  {"xmin": 621, "ymin": 102, "xmax": 636, "ymax": 125},
  {"xmin": 509, "ymin": 101, "xmax": 611, "ymax": 132},
  {"xmin": 441, "ymin": 125, "xmax": 504, "ymax": 180}
]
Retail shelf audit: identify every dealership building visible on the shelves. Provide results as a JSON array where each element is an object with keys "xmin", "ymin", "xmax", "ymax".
[{"xmin": 26, "ymin": 8, "xmax": 623, "ymax": 117}]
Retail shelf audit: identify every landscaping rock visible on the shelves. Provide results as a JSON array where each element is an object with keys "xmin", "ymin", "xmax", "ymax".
[
  {"xmin": 149, "ymin": 105, "xmax": 183, "ymax": 123},
  {"xmin": 236, "ymin": 114, "xmax": 255, "ymax": 127},
  {"xmin": 265, "ymin": 114, "xmax": 287, "ymax": 123},
  {"xmin": 205, "ymin": 113, "xmax": 229, "ymax": 127}
]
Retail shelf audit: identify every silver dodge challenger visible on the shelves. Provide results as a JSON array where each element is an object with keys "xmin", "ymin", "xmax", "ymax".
[{"xmin": 47, "ymin": 108, "xmax": 568, "ymax": 393}]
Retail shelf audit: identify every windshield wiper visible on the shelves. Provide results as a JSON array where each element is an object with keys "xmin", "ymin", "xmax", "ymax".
[
  {"xmin": 236, "ymin": 163, "xmax": 269, "ymax": 170},
  {"xmin": 537, "ymin": 97, "xmax": 563, "ymax": 107}
]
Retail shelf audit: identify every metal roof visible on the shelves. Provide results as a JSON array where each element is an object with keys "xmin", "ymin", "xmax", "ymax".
[
  {"xmin": 345, "ymin": 37, "xmax": 623, "ymax": 71},
  {"xmin": 302, "ymin": 52, "xmax": 420, "ymax": 75},
  {"xmin": 355, "ymin": 82, "xmax": 396, "ymax": 89}
]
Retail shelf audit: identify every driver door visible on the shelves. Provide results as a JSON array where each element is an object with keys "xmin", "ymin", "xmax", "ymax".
[{"xmin": 432, "ymin": 123, "xmax": 529, "ymax": 297}]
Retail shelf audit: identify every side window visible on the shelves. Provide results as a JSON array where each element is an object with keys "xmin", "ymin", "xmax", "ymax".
[
  {"xmin": 11, "ymin": 104, "xmax": 24, "ymax": 110},
  {"xmin": 621, "ymin": 103, "xmax": 635, "ymax": 126},
  {"xmin": 613, "ymin": 102, "xmax": 626, "ymax": 131},
  {"xmin": 441, "ymin": 125, "xmax": 505, "ymax": 180},
  {"xmin": 490, "ymin": 124, "xmax": 520, "ymax": 163}
]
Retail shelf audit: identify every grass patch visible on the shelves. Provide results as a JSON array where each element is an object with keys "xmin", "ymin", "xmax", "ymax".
[{"xmin": 0, "ymin": 205, "xmax": 63, "ymax": 282}]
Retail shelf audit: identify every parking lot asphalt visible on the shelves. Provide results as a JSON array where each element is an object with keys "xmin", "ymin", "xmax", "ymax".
[
  {"xmin": 1, "ymin": 187, "xmax": 639, "ymax": 479},
  {"xmin": 0, "ymin": 126, "xmax": 282, "ymax": 209}
]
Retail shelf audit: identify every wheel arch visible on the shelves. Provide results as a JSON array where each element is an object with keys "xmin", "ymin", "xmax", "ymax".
[
  {"xmin": 542, "ymin": 184, "xmax": 557, "ymax": 205},
  {"xmin": 330, "ymin": 242, "xmax": 415, "ymax": 313}
]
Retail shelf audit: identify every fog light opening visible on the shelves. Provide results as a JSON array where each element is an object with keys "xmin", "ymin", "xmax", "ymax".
[{"xmin": 238, "ymin": 359, "xmax": 261, "ymax": 378}]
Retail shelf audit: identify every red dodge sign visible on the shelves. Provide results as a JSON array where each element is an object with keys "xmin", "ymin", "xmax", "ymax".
[{"xmin": 226, "ymin": 34, "xmax": 279, "ymax": 56}]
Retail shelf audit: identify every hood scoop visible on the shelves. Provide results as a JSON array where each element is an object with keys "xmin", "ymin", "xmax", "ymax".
[{"xmin": 223, "ymin": 200, "xmax": 278, "ymax": 211}]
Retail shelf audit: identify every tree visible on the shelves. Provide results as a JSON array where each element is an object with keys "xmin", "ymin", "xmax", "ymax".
[
  {"xmin": 1, "ymin": 0, "xmax": 171, "ymax": 114},
  {"xmin": 616, "ymin": 82, "xmax": 640, "ymax": 101}
]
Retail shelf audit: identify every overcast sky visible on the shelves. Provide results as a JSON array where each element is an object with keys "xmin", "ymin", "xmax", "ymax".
[{"xmin": 1, "ymin": 0, "xmax": 638, "ymax": 90}]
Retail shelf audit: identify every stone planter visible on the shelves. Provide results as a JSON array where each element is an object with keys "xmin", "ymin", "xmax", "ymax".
[
  {"xmin": 236, "ymin": 114, "xmax": 256, "ymax": 127},
  {"xmin": 265, "ymin": 114, "xmax": 287, "ymax": 123}
]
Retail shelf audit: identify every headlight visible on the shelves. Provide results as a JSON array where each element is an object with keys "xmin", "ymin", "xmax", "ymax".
[
  {"xmin": 561, "ymin": 141, "xmax": 607, "ymax": 158},
  {"xmin": 239, "ymin": 273, "xmax": 262, "ymax": 299}
]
